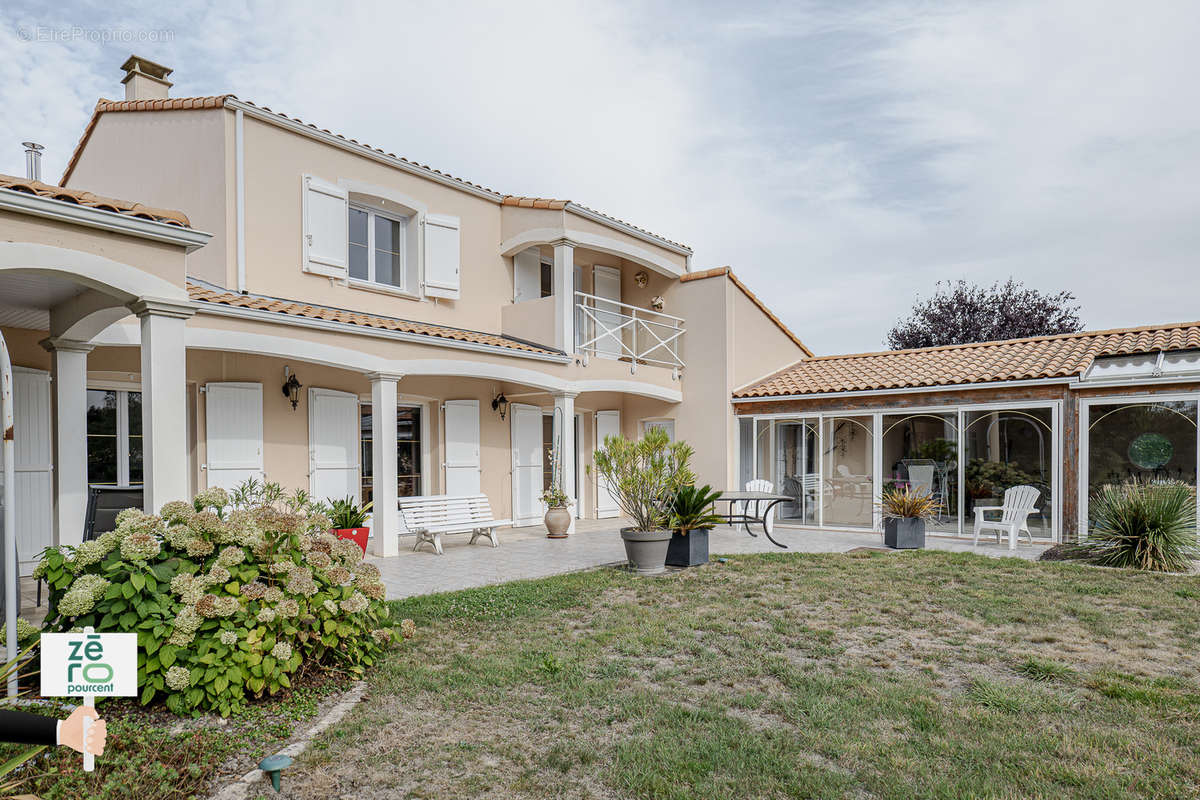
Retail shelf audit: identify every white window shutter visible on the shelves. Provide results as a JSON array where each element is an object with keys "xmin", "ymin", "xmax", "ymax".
[
  {"xmin": 513, "ymin": 247, "xmax": 541, "ymax": 303},
  {"xmin": 423, "ymin": 213, "xmax": 461, "ymax": 299},
  {"xmin": 302, "ymin": 175, "xmax": 348, "ymax": 277}
]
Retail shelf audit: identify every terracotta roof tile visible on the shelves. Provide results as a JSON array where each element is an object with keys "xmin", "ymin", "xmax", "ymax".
[
  {"xmin": 60, "ymin": 96, "xmax": 691, "ymax": 252},
  {"xmin": 0, "ymin": 173, "xmax": 190, "ymax": 226},
  {"xmin": 186, "ymin": 282, "xmax": 563, "ymax": 357},
  {"xmin": 680, "ymin": 266, "xmax": 813, "ymax": 356},
  {"xmin": 734, "ymin": 322, "xmax": 1200, "ymax": 398}
]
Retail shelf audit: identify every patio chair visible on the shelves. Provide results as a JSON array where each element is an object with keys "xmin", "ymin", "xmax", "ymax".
[
  {"xmin": 972, "ymin": 485, "xmax": 1040, "ymax": 550},
  {"xmin": 740, "ymin": 479, "xmax": 775, "ymax": 534},
  {"xmin": 39, "ymin": 485, "xmax": 144, "ymax": 606}
]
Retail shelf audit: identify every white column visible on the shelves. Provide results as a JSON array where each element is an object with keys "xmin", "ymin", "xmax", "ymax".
[
  {"xmin": 554, "ymin": 391, "xmax": 577, "ymax": 534},
  {"xmin": 40, "ymin": 337, "xmax": 93, "ymax": 547},
  {"xmin": 367, "ymin": 372, "xmax": 402, "ymax": 557},
  {"xmin": 130, "ymin": 299, "xmax": 194, "ymax": 512},
  {"xmin": 553, "ymin": 240, "xmax": 575, "ymax": 353}
]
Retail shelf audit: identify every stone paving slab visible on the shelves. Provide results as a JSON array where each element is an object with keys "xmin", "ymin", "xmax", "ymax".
[{"xmin": 370, "ymin": 521, "xmax": 1051, "ymax": 601}]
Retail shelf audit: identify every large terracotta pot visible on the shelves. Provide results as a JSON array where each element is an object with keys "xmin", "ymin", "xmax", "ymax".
[
  {"xmin": 544, "ymin": 506, "xmax": 572, "ymax": 538},
  {"xmin": 620, "ymin": 527, "xmax": 671, "ymax": 575},
  {"xmin": 332, "ymin": 527, "xmax": 369, "ymax": 555}
]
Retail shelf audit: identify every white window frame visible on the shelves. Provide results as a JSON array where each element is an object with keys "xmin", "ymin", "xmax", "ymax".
[
  {"xmin": 86, "ymin": 385, "xmax": 142, "ymax": 487},
  {"xmin": 1078, "ymin": 391, "xmax": 1200, "ymax": 540},
  {"xmin": 641, "ymin": 418, "xmax": 676, "ymax": 441},
  {"xmin": 739, "ymin": 398, "xmax": 1063, "ymax": 541},
  {"xmin": 348, "ymin": 202, "xmax": 412, "ymax": 295}
]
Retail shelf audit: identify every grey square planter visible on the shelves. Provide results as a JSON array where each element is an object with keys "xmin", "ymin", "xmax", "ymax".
[
  {"xmin": 666, "ymin": 528, "xmax": 710, "ymax": 567},
  {"xmin": 883, "ymin": 517, "xmax": 926, "ymax": 549}
]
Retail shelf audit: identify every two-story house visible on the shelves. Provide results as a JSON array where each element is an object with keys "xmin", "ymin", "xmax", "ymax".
[{"xmin": 0, "ymin": 55, "xmax": 808, "ymax": 566}]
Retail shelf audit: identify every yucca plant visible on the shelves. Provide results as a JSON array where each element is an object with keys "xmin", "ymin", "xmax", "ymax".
[
  {"xmin": 669, "ymin": 484, "xmax": 724, "ymax": 534},
  {"xmin": 1081, "ymin": 480, "xmax": 1198, "ymax": 572},
  {"xmin": 325, "ymin": 497, "xmax": 374, "ymax": 529},
  {"xmin": 878, "ymin": 485, "xmax": 941, "ymax": 519}
]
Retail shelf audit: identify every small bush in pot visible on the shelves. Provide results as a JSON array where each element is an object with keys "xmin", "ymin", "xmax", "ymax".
[
  {"xmin": 666, "ymin": 484, "xmax": 724, "ymax": 567},
  {"xmin": 541, "ymin": 484, "xmax": 573, "ymax": 538},
  {"xmin": 879, "ymin": 486, "xmax": 940, "ymax": 549},
  {"xmin": 324, "ymin": 496, "xmax": 374, "ymax": 555},
  {"xmin": 594, "ymin": 428, "xmax": 695, "ymax": 575},
  {"xmin": 1077, "ymin": 480, "xmax": 1198, "ymax": 571}
]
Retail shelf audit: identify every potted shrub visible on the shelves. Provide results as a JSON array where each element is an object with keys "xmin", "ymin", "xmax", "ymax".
[
  {"xmin": 667, "ymin": 484, "xmax": 723, "ymax": 567},
  {"xmin": 542, "ymin": 484, "xmax": 572, "ymax": 538},
  {"xmin": 879, "ymin": 485, "xmax": 939, "ymax": 549},
  {"xmin": 326, "ymin": 496, "xmax": 373, "ymax": 555},
  {"xmin": 594, "ymin": 428, "xmax": 694, "ymax": 575}
]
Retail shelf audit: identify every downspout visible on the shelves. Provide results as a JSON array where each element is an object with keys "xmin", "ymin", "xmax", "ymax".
[
  {"xmin": 1, "ymin": 331, "xmax": 18, "ymax": 696},
  {"xmin": 235, "ymin": 107, "xmax": 246, "ymax": 293}
]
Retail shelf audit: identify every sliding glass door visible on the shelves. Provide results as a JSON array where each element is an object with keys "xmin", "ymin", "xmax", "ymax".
[
  {"xmin": 774, "ymin": 419, "xmax": 819, "ymax": 523},
  {"xmin": 822, "ymin": 416, "xmax": 874, "ymax": 528},
  {"xmin": 882, "ymin": 412, "xmax": 959, "ymax": 533},
  {"xmin": 964, "ymin": 408, "xmax": 1054, "ymax": 539}
]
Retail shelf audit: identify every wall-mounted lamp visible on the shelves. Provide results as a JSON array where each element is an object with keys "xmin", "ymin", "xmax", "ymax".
[
  {"xmin": 634, "ymin": 270, "xmax": 649, "ymax": 288},
  {"xmin": 491, "ymin": 392, "xmax": 509, "ymax": 420},
  {"xmin": 281, "ymin": 366, "xmax": 303, "ymax": 410}
]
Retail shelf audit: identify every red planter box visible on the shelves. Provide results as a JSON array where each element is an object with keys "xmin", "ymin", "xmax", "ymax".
[{"xmin": 331, "ymin": 527, "xmax": 369, "ymax": 555}]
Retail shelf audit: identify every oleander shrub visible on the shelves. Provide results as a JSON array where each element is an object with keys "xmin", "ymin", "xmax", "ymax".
[{"xmin": 35, "ymin": 482, "xmax": 393, "ymax": 717}]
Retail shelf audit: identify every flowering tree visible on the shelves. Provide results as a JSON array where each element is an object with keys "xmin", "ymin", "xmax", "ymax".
[
  {"xmin": 593, "ymin": 428, "xmax": 694, "ymax": 531},
  {"xmin": 885, "ymin": 279, "xmax": 1083, "ymax": 350},
  {"xmin": 36, "ymin": 484, "xmax": 398, "ymax": 717}
]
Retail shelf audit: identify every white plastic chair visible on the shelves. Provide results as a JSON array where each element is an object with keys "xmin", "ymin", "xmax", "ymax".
[
  {"xmin": 741, "ymin": 479, "xmax": 775, "ymax": 534},
  {"xmin": 972, "ymin": 485, "xmax": 1040, "ymax": 550}
]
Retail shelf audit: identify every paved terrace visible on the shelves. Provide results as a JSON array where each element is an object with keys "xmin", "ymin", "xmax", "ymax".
[{"xmin": 369, "ymin": 520, "xmax": 1053, "ymax": 601}]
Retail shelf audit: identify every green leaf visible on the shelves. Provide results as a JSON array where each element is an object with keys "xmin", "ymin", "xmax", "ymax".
[
  {"xmin": 140, "ymin": 684, "xmax": 156, "ymax": 704},
  {"xmin": 159, "ymin": 645, "xmax": 176, "ymax": 668},
  {"xmin": 130, "ymin": 572, "xmax": 146, "ymax": 592},
  {"xmin": 122, "ymin": 581, "xmax": 137, "ymax": 600}
]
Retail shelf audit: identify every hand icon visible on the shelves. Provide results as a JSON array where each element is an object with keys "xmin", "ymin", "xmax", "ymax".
[{"xmin": 60, "ymin": 706, "xmax": 106, "ymax": 756}]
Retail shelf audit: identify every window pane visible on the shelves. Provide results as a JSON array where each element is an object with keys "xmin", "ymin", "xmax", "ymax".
[
  {"xmin": 87, "ymin": 390, "xmax": 117, "ymax": 435},
  {"xmin": 374, "ymin": 247, "xmax": 402, "ymax": 287},
  {"xmin": 127, "ymin": 391, "xmax": 142, "ymax": 436},
  {"xmin": 882, "ymin": 412, "xmax": 957, "ymax": 533},
  {"xmin": 540, "ymin": 262, "xmax": 553, "ymax": 298},
  {"xmin": 1087, "ymin": 400, "xmax": 1198, "ymax": 532},
  {"xmin": 348, "ymin": 207, "xmax": 368, "ymax": 246},
  {"xmin": 823, "ymin": 416, "xmax": 874, "ymax": 528},
  {"xmin": 128, "ymin": 436, "xmax": 144, "ymax": 485},
  {"xmin": 775, "ymin": 419, "xmax": 819, "ymax": 523},
  {"xmin": 398, "ymin": 406, "xmax": 421, "ymax": 497},
  {"xmin": 360, "ymin": 404, "xmax": 373, "ymax": 505},
  {"xmin": 349, "ymin": 243, "xmax": 369, "ymax": 280},
  {"xmin": 87, "ymin": 436, "xmax": 118, "ymax": 485},
  {"xmin": 374, "ymin": 215, "xmax": 396, "ymax": 252},
  {"xmin": 964, "ymin": 408, "xmax": 1053, "ymax": 539}
]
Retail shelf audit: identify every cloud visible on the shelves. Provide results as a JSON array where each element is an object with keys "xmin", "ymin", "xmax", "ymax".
[{"xmin": 0, "ymin": 0, "xmax": 1197, "ymax": 354}]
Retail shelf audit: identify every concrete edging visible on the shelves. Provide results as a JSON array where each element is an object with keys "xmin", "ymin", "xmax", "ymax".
[{"xmin": 209, "ymin": 680, "xmax": 367, "ymax": 800}]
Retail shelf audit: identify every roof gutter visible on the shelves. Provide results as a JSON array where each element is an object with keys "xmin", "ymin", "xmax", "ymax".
[
  {"xmin": 0, "ymin": 188, "xmax": 211, "ymax": 251},
  {"xmin": 731, "ymin": 376, "xmax": 1078, "ymax": 403},
  {"xmin": 191, "ymin": 300, "xmax": 573, "ymax": 364}
]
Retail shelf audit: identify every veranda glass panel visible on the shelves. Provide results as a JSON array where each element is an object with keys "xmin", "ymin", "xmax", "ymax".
[
  {"xmin": 1087, "ymin": 399, "xmax": 1198, "ymax": 531},
  {"xmin": 737, "ymin": 418, "xmax": 754, "ymax": 490},
  {"xmin": 963, "ymin": 408, "xmax": 1053, "ymax": 539},
  {"xmin": 754, "ymin": 419, "xmax": 773, "ymax": 487},
  {"xmin": 774, "ymin": 419, "xmax": 818, "ymax": 523},
  {"xmin": 882, "ymin": 412, "xmax": 959, "ymax": 533},
  {"xmin": 822, "ymin": 416, "xmax": 874, "ymax": 528}
]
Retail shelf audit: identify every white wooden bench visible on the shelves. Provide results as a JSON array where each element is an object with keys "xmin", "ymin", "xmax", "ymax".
[
  {"xmin": 398, "ymin": 494, "xmax": 510, "ymax": 555},
  {"xmin": 972, "ymin": 485, "xmax": 1040, "ymax": 551}
]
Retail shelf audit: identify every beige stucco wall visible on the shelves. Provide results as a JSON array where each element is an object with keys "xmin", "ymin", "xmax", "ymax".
[
  {"xmin": 729, "ymin": 286, "xmax": 807, "ymax": 389},
  {"xmin": 62, "ymin": 109, "xmax": 229, "ymax": 287},
  {"xmin": 0, "ymin": 209, "xmax": 190, "ymax": 292}
]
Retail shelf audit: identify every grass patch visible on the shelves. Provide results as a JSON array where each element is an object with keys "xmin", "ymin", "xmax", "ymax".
[{"xmin": 283, "ymin": 552, "xmax": 1200, "ymax": 799}]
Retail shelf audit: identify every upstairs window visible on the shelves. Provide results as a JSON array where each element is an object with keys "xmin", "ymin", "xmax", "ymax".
[{"xmin": 348, "ymin": 204, "xmax": 409, "ymax": 291}]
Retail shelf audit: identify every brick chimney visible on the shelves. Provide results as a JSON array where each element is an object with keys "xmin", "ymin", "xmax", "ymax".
[{"xmin": 120, "ymin": 55, "xmax": 173, "ymax": 101}]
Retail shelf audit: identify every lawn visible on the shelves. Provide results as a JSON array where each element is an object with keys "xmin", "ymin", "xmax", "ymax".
[{"xmin": 286, "ymin": 551, "xmax": 1200, "ymax": 800}]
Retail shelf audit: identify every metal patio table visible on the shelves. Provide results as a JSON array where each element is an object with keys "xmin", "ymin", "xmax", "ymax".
[{"xmin": 714, "ymin": 491, "xmax": 792, "ymax": 548}]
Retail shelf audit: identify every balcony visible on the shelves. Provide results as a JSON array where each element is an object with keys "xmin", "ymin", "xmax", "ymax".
[{"xmin": 575, "ymin": 291, "xmax": 685, "ymax": 372}]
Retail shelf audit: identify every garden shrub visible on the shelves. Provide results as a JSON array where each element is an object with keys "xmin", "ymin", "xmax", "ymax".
[
  {"xmin": 1079, "ymin": 480, "xmax": 1198, "ymax": 572},
  {"xmin": 35, "ymin": 484, "xmax": 393, "ymax": 716}
]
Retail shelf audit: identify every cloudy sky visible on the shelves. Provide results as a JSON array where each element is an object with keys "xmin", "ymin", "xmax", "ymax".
[{"xmin": 1, "ymin": 1, "xmax": 1197, "ymax": 354}]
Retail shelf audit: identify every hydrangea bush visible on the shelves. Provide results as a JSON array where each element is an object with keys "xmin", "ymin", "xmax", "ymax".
[{"xmin": 35, "ymin": 483, "xmax": 393, "ymax": 716}]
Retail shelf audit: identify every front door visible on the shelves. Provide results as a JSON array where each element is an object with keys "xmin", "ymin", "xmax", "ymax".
[
  {"xmin": 595, "ymin": 410, "xmax": 621, "ymax": 518},
  {"xmin": 204, "ymin": 382, "xmax": 264, "ymax": 492},
  {"xmin": 510, "ymin": 403, "xmax": 543, "ymax": 526},
  {"xmin": 443, "ymin": 400, "xmax": 481, "ymax": 495},
  {"xmin": 11, "ymin": 368, "xmax": 51, "ymax": 575},
  {"xmin": 308, "ymin": 388, "xmax": 360, "ymax": 505}
]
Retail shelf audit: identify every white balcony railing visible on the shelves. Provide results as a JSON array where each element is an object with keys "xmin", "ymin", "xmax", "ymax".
[{"xmin": 574, "ymin": 291, "xmax": 685, "ymax": 371}]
